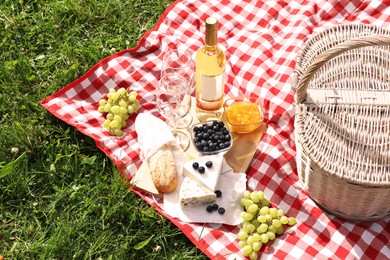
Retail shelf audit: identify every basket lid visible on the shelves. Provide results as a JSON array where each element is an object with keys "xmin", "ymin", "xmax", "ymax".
[{"xmin": 293, "ymin": 24, "xmax": 390, "ymax": 187}]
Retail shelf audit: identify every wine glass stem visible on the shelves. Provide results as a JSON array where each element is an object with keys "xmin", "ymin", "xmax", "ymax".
[{"xmin": 170, "ymin": 116, "xmax": 178, "ymax": 137}]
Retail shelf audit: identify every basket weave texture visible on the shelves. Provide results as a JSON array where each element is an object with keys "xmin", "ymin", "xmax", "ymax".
[{"xmin": 293, "ymin": 24, "xmax": 390, "ymax": 221}]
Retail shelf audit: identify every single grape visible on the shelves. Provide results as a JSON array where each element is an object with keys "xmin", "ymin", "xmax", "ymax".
[
  {"xmin": 103, "ymin": 120, "xmax": 111, "ymax": 130},
  {"xmin": 246, "ymin": 204, "xmax": 259, "ymax": 214},
  {"xmin": 109, "ymin": 120, "xmax": 119, "ymax": 128},
  {"xmin": 272, "ymin": 219, "xmax": 282, "ymax": 228},
  {"xmin": 112, "ymin": 93, "xmax": 120, "ymax": 101},
  {"xmin": 127, "ymin": 105, "xmax": 134, "ymax": 114},
  {"xmin": 109, "ymin": 88, "xmax": 116, "ymax": 93},
  {"xmin": 250, "ymin": 191, "xmax": 260, "ymax": 203},
  {"xmin": 248, "ymin": 250, "xmax": 259, "ymax": 260},
  {"xmin": 277, "ymin": 209, "xmax": 285, "ymax": 217},
  {"xmin": 246, "ymin": 235, "xmax": 255, "ymax": 246},
  {"xmin": 237, "ymin": 230, "xmax": 249, "ymax": 241},
  {"xmin": 240, "ymin": 198, "xmax": 247, "ymax": 207},
  {"xmin": 119, "ymin": 100, "xmax": 128, "ymax": 108},
  {"xmin": 243, "ymin": 190, "xmax": 251, "ymax": 199},
  {"xmin": 268, "ymin": 225, "xmax": 277, "ymax": 234},
  {"xmin": 266, "ymin": 231, "xmax": 276, "ymax": 241},
  {"xmin": 98, "ymin": 106, "xmax": 105, "ymax": 113},
  {"xmin": 107, "ymin": 113, "xmax": 114, "ymax": 120},
  {"xmin": 257, "ymin": 191, "xmax": 265, "ymax": 201},
  {"xmin": 121, "ymin": 121, "xmax": 126, "ymax": 128},
  {"xmin": 288, "ymin": 217, "xmax": 297, "ymax": 226},
  {"xmin": 259, "ymin": 206, "xmax": 270, "ymax": 216},
  {"xmin": 104, "ymin": 103, "xmax": 112, "ymax": 112},
  {"xmin": 107, "ymin": 93, "xmax": 113, "ymax": 99},
  {"xmin": 261, "ymin": 198, "xmax": 270, "ymax": 206},
  {"xmin": 241, "ymin": 212, "xmax": 254, "ymax": 222},
  {"xmin": 133, "ymin": 100, "xmax": 140, "ymax": 110},
  {"xmin": 243, "ymin": 222, "xmax": 256, "ymax": 233},
  {"xmin": 265, "ymin": 214, "xmax": 272, "ymax": 221},
  {"xmin": 111, "ymin": 105, "xmax": 120, "ymax": 114},
  {"xmin": 113, "ymin": 115, "xmax": 122, "ymax": 123},
  {"xmin": 252, "ymin": 241, "xmax": 263, "ymax": 252},
  {"xmin": 260, "ymin": 233, "xmax": 269, "ymax": 243},
  {"xmin": 251, "ymin": 233, "xmax": 261, "ymax": 242},
  {"xmin": 269, "ymin": 208, "xmax": 278, "ymax": 219},
  {"xmin": 129, "ymin": 93, "xmax": 137, "ymax": 102},
  {"xmin": 115, "ymin": 129, "xmax": 123, "ymax": 137},
  {"xmin": 257, "ymin": 223, "xmax": 268, "ymax": 234},
  {"xmin": 238, "ymin": 240, "xmax": 247, "ymax": 248},
  {"xmin": 257, "ymin": 215, "xmax": 267, "ymax": 223},
  {"xmin": 99, "ymin": 99, "xmax": 107, "ymax": 106},
  {"xmin": 122, "ymin": 114, "xmax": 129, "ymax": 121},
  {"xmin": 276, "ymin": 225, "xmax": 284, "ymax": 235},
  {"xmin": 241, "ymin": 245, "xmax": 253, "ymax": 257},
  {"xmin": 251, "ymin": 219, "xmax": 260, "ymax": 228},
  {"xmin": 280, "ymin": 216, "xmax": 289, "ymax": 225},
  {"xmin": 117, "ymin": 88, "xmax": 126, "ymax": 95},
  {"xmin": 243, "ymin": 199, "xmax": 254, "ymax": 209},
  {"xmin": 119, "ymin": 107, "xmax": 128, "ymax": 114}
]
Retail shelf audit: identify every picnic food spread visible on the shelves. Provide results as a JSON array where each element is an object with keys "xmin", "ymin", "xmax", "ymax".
[{"xmin": 40, "ymin": 1, "xmax": 390, "ymax": 259}]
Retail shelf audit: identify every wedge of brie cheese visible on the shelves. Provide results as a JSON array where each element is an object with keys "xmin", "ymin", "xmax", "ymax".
[
  {"xmin": 179, "ymin": 177, "xmax": 216, "ymax": 207},
  {"xmin": 182, "ymin": 154, "xmax": 223, "ymax": 192}
]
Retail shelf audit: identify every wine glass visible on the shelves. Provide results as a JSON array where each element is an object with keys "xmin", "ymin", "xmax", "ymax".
[
  {"xmin": 161, "ymin": 49, "xmax": 195, "ymax": 128},
  {"xmin": 156, "ymin": 73, "xmax": 191, "ymax": 151}
]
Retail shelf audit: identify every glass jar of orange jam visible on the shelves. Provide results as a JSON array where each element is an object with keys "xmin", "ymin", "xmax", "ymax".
[{"xmin": 224, "ymin": 96, "xmax": 263, "ymax": 133}]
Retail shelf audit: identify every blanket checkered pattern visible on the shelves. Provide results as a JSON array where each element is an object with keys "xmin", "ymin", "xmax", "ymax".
[{"xmin": 41, "ymin": 0, "xmax": 390, "ymax": 259}]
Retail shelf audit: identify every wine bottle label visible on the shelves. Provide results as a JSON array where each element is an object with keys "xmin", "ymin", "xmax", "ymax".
[{"xmin": 201, "ymin": 74, "xmax": 224, "ymax": 101}]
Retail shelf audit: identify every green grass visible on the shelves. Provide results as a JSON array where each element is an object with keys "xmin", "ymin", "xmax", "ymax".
[{"xmin": 0, "ymin": 0, "xmax": 207, "ymax": 259}]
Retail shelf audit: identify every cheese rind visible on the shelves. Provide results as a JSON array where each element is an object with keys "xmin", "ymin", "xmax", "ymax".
[
  {"xmin": 182, "ymin": 154, "xmax": 223, "ymax": 192},
  {"xmin": 179, "ymin": 177, "xmax": 216, "ymax": 207}
]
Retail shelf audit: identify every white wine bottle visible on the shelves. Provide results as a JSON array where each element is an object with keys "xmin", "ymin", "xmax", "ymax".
[{"xmin": 195, "ymin": 17, "xmax": 226, "ymax": 122}]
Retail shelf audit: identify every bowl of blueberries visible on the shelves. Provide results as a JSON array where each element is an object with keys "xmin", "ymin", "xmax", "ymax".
[{"xmin": 190, "ymin": 120, "xmax": 233, "ymax": 155}]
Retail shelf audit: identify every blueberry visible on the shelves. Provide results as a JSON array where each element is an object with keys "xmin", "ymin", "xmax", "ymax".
[
  {"xmin": 192, "ymin": 162, "xmax": 199, "ymax": 169},
  {"xmin": 212, "ymin": 203, "xmax": 219, "ymax": 210},
  {"xmin": 198, "ymin": 166, "xmax": 205, "ymax": 174},
  {"xmin": 218, "ymin": 121, "xmax": 225, "ymax": 128},
  {"xmin": 193, "ymin": 126, "xmax": 201, "ymax": 133},
  {"xmin": 219, "ymin": 143, "xmax": 226, "ymax": 149},
  {"xmin": 212, "ymin": 120, "xmax": 219, "ymax": 126},
  {"xmin": 215, "ymin": 190, "xmax": 222, "ymax": 197},
  {"xmin": 203, "ymin": 146, "xmax": 210, "ymax": 152},
  {"xmin": 203, "ymin": 133, "xmax": 210, "ymax": 140},
  {"xmin": 205, "ymin": 161, "xmax": 213, "ymax": 168},
  {"xmin": 206, "ymin": 205, "xmax": 213, "ymax": 213},
  {"xmin": 218, "ymin": 207, "xmax": 225, "ymax": 214}
]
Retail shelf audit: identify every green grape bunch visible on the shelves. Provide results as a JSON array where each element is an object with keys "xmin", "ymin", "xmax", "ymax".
[
  {"xmin": 98, "ymin": 87, "xmax": 140, "ymax": 137},
  {"xmin": 237, "ymin": 190, "xmax": 297, "ymax": 259}
]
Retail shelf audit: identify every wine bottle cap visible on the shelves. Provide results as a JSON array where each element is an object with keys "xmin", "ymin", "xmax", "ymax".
[{"xmin": 205, "ymin": 17, "xmax": 218, "ymax": 45}]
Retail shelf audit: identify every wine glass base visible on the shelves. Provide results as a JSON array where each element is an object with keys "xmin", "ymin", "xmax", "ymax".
[{"xmin": 175, "ymin": 131, "xmax": 190, "ymax": 151}]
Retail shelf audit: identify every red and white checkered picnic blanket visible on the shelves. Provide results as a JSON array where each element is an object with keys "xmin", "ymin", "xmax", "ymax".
[{"xmin": 41, "ymin": 0, "xmax": 390, "ymax": 259}]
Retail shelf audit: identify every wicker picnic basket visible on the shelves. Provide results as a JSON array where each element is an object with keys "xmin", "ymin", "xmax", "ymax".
[{"xmin": 293, "ymin": 24, "xmax": 390, "ymax": 221}]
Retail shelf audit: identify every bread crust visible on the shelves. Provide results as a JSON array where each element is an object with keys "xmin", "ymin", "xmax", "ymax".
[{"xmin": 147, "ymin": 145, "xmax": 178, "ymax": 193}]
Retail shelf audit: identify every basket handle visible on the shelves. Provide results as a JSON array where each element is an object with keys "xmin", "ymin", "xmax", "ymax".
[{"xmin": 295, "ymin": 35, "xmax": 390, "ymax": 104}]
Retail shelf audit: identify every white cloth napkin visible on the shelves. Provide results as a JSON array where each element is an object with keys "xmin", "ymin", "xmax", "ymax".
[
  {"xmin": 135, "ymin": 113, "xmax": 176, "ymax": 160},
  {"xmin": 164, "ymin": 158, "xmax": 247, "ymax": 226}
]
